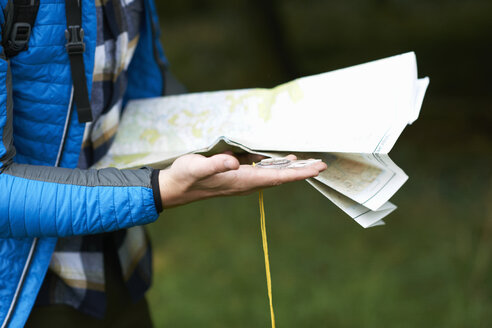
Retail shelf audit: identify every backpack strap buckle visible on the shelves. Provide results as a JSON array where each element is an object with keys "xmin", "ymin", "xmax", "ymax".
[
  {"xmin": 8, "ymin": 22, "xmax": 32, "ymax": 52},
  {"xmin": 64, "ymin": 25, "xmax": 85, "ymax": 54}
]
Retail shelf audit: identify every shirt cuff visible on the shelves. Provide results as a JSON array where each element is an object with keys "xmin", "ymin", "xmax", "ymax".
[{"xmin": 151, "ymin": 169, "xmax": 163, "ymax": 213}]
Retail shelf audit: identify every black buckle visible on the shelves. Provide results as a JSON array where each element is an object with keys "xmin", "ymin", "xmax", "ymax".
[
  {"xmin": 65, "ymin": 25, "xmax": 85, "ymax": 54},
  {"xmin": 8, "ymin": 22, "xmax": 31, "ymax": 51}
]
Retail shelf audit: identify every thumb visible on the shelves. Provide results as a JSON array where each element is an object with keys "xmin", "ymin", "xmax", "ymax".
[
  {"xmin": 195, "ymin": 154, "xmax": 240, "ymax": 178},
  {"xmin": 210, "ymin": 154, "xmax": 240, "ymax": 173}
]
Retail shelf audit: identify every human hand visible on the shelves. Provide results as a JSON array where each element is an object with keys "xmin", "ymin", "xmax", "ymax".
[{"xmin": 158, "ymin": 153, "xmax": 327, "ymax": 208}]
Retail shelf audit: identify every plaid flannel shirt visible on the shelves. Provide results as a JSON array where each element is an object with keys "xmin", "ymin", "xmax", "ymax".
[{"xmin": 34, "ymin": 0, "xmax": 154, "ymax": 318}]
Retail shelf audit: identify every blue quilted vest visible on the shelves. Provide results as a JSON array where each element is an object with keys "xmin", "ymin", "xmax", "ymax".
[{"xmin": 0, "ymin": 0, "xmax": 167, "ymax": 326}]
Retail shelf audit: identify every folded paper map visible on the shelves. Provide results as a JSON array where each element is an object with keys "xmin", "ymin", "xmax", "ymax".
[{"xmin": 94, "ymin": 52, "xmax": 429, "ymax": 228}]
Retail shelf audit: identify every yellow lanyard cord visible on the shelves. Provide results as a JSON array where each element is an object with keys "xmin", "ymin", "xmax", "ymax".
[
  {"xmin": 259, "ymin": 189, "xmax": 276, "ymax": 328},
  {"xmin": 252, "ymin": 162, "xmax": 275, "ymax": 327}
]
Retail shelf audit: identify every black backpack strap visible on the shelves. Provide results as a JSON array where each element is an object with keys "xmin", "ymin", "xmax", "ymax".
[
  {"xmin": 2, "ymin": 0, "xmax": 40, "ymax": 58},
  {"xmin": 64, "ymin": 0, "xmax": 93, "ymax": 123}
]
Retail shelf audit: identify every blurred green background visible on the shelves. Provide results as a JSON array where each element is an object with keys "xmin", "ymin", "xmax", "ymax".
[{"xmin": 147, "ymin": 0, "xmax": 492, "ymax": 327}]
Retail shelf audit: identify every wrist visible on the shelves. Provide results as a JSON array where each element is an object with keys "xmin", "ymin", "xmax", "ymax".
[{"xmin": 158, "ymin": 169, "xmax": 185, "ymax": 209}]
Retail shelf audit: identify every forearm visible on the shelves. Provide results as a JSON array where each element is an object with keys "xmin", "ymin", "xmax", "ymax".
[{"xmin": 0, "ymin": 163, "xmax": 161, "ymax": 238}]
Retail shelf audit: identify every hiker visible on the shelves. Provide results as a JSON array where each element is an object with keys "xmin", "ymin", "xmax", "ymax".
[{"xmin": 0, "ymin": 0, "xmax": 326, "ymax": 326}]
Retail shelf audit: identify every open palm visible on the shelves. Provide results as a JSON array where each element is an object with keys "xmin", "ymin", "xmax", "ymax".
[{"xmin": 158, "ymin": 153, "xmax": 327, "ymax": 208}]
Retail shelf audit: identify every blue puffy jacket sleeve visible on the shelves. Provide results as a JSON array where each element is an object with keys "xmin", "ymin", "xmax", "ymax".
[{"xmin": 0, "ymin": 54, "xmax": 162, "ymax": 239}]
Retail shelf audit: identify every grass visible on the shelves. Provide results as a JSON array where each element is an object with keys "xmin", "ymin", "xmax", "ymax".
[{"xmin": 146, "ymin": 133, "xmax": 492, "ymax": 327}]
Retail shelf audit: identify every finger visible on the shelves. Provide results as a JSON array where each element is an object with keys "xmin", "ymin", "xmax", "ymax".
[
  {"xmin": 285, "ymin": 154, "xmax": 297, "ymax": 161},
  {"xmin": 304, "ymin": 161, "xmax": 327, "ymax": 172},
  {"xmin": 240, "ymin": 164, "xmax": 322, "ymax": 188},
  {"xmin": 276, "ymin": 167, "xmax": 321, "ymax": 183},
  {"xmin": 314, "ymin": 161, "xmax": 328, "ymax": 172},
  {"xmin": 184, "ymin": 153, "xmax": 240, "ymax": 179},
  {"xmin": 207, "ymin": 154, "xmax": 241, "ymax": 175},
  {"xmin": 207, "ymin": 162, "xmax": 326, "ymax": 197}
]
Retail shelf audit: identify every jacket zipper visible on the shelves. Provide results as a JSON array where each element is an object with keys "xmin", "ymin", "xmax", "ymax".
[{"xmin": 1, "ymin": 86, "xmax": 74, "ymax": 328}]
